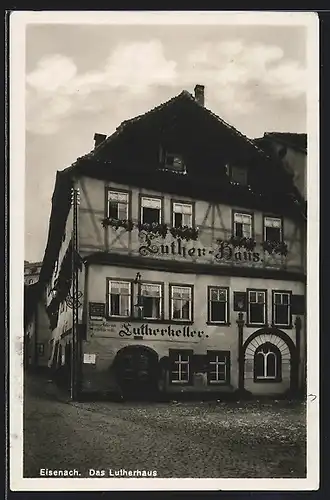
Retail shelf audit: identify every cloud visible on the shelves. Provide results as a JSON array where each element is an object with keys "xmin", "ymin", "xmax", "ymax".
[{"xmin": 26, "ymin": 38, "xmax": 306, "ymax": 135}]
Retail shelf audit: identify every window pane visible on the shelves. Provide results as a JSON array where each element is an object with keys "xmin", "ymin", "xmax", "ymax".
[
  {"xmin": 266, "ymin": 226, "xmax": 281, "ymax": 242},
  {"xmin": 210, "ymin": 288, "xmax": 219, "ymax": 301},
  {"xmin": 172, "ymin": 300, "xmax": 181, "ymax": 319},
  {"xmin": 141, "ymin": 284, "xmax": 161, "ymax": 297},
  {"xmin": 182, "ymin": 301, "xmax": 190, "ymax": 320},
  {"xmin": 120, "ymin": 295, "xmax": 130, "ymax": 316},
  {"xmin": 274, "ymin": 293, "xmax": 282, "ymax": 304},
  {"xmin": 174, "ymin": 212, "xmax": 183, "ymax": 228},
  {"xmin": 118, "ymin": 203, "xmax": 128, "ymax": 219},
  {"xmin": 182, "ymin": 213, "xmax": 192, "ymax": 226},
  {"xmin": 110, "ymin": 294, "xmax": 120, "ymax": 315},
  {"xmin": 142, "ymin": 207, "xmax": 160, "ymax": 224},
  {"xmin": 211, "ymin": 301, "xmax": 226, "ymax": 322},
  {"xmin": 275, "ymin": 304, "xmax": 289, "ymax": 325},
  {"xmin": 108, "ymin": 201, "xmax": 118, "ymax": 218},
  {"xmin": 282, "ymin": 293, "xmax": 289, "ymax": 305},
  {"xmin": 257, "ymin": 292, "xmax": 265, "ymax": 303},
  {"xmin": 142, "ymin": 296, "xmax": 160, "ymax": 318},
  {"xmin": 142, "ymin": 197, "xmax": 161, "ymax": 209},
  {"xmin": 250, "ymin": 303, "xmax": 264, "ymax": 323},
  {"xmin": 249, "ymin": 291, "xmax": 257, "ymax": 303},
  {"xmin": 265, "ymin": 217, "xmax": 281, "ymax": 228},
  {"xmin": 235, "ymin": 222, "xmax": 243, "ymax": 237},
  {"xmin": 255, "ymin": 352, "xmax": 265, "ymax": 377},
  {"xmin": 267, "ymin": 353, "xmax": 276, "ymax": 377}
]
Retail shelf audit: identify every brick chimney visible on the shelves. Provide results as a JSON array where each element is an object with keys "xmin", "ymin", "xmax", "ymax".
[
  {"xmin": 194, "ymin": 84, "xmax": 205, "ymax": 106},
  {"xmin": 94, "ymin": 133, "xmax": 107, "ymax": 148}
]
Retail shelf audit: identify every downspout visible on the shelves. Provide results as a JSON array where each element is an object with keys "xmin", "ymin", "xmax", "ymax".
[{"xmin": 237, "ymin": 312, "xmax": 245, "ymax": 394}]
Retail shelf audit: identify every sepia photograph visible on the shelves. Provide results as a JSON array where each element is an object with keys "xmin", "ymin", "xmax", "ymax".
[{"xmin": 9, "ymin": 10, "xmax": 319, "ymax": 491}]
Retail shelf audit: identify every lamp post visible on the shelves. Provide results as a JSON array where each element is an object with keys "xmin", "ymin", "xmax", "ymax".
[
  {"xmin": 236, "ymin": 311, "xmax": 245, "ymax": 393},
  {"xmin": 70, "ymin": 186, "xmax": 80, "ymax": 401}
]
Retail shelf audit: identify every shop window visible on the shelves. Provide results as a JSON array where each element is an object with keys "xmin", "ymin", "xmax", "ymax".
[
  {"xmin": 207, "ymin": 351, "xmax": 230, "ymax": 385},
  {"xmin": 170, "ymin": 284, "xmax": 193, "ymax": 321},
  {"xmin": 140, "ymin": 196, "xmax": 162, "ymax": 225},
  {"xmin": 272, "ymin": 291, "xmax": 292, "ymax": 327},
  {"xmin": 169, "ymin": 349, "xmax": 193, "ymax": 385},
  {"xmin": 233, "ymin": 212, "xmax": 252, "ymax": 238},
  {"xmin": 208, "ymin": 287, "xmax": 229, "ymax": 324},
  {"xmin": 247, "ymin": 289, "xmax": 267, "ymax": 326},
  {"xmin": 264, "ymin": 216, "xmax": 282, "ymax": 242},
  {"xmin": 172, "ymin": 202, "xmax": 193, "ymax": 228},
  {"xmin": 254, "ymin": 342, "xmax": 282, "ymax": 382},
  {"xmin": 107, "ymin": 279, "xmax": 132, "ymax": 317}
]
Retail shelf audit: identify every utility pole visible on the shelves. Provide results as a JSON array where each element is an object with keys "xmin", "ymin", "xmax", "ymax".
[{"xmin": 70, "ymin": 186, "xmax": 80, "ymax": 401}]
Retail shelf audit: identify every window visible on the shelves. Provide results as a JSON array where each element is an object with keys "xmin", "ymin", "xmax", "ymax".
[
  {"xmin": 107, "ymin": 190, "xmax": 129, "ymax": 219},
  {"xmin": 172, "ymin": 202, "xmax": 193, "ymax": 228},
  {"xmin": 254, "ymin": 342, "xmax": 282, "ymax": 382},
  {"xmin": 37, "ymin": 343, "xmax": 44, "ymax": 356},
  {"xmin": 233, "ymin": 212, "xmax": 252, "ymax": 238},
  {"xmin": 231, "ymin": 166, "xmax": 248, "ymax": 185},
  {"xmin": 107, "ymin": 280, "xmax": 132, "ymax": 317},
  {"xmin": 207, "ymin": 351, "xmax": 230, "ymax": 385},
  {"xmin": 169, "ymin": 350, "xmax": 192, "ymax": 384},
  {"xmin": 164, "ymin": 153, "xmax": 186, "ymax": 174},
  {"xmin": 170, "ymin": 285, "xmax": 193, "ymax": 321},
  {"xmin": 140, "ymin": 283, "xmax": 162, "ymax": 319},
  {"xmin": 264, "ymin": 216, "xmax": 282, "ymax": 242},
  {"xmin": 273, "ymin": 291, "xmax": 292, "ymax": 327},
  {"xmin": 140, "ymin": 196, "xmax": 162, "ymax": 225},
  {"xmin": 248, "ymin": 290, "xmax": 267, "ymax": 325},
  {"xmin": 208, "ymin": 287, "xmax": 229, "ymax": 324}
]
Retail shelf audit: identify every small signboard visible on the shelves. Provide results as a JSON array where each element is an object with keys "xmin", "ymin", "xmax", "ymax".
[
  {"xmin": 89, "ymin": 302, "xmax": 105, "ymax": 320},
  {"xmin": 83, "ymin": 353, "xmax": 96, "ymax": 364}
]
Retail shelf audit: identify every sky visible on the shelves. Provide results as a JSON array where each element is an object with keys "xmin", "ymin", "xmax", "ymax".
[{"xmin": 24, "ymin": 18, "xmax": 308, "ymax": 263}]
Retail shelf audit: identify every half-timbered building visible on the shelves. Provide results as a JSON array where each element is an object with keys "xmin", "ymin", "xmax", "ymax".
[{"xmin": 39, "ymin": 85, "xmax": 307, "ymax": 399}]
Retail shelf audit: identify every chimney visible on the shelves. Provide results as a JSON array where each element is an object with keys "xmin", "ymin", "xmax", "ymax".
[
  {"xmin": 194, "ymin": 84, "xmax": 205, "ymax": 106},
  {"xmin": 94, "ymin": 133, "xmax": 107, "ymax": 149}
]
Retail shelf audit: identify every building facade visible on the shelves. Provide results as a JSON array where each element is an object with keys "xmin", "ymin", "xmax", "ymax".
[
  {"xmin": 39, "ymin": 86, "xmax": 307, "ymax": 399},
  {"xmin": 24, "ymin": 260, "xmax": 42, "ymax": 285}
]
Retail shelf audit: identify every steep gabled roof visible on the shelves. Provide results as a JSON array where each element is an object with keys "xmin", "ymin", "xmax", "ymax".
[{"xmin": 82, "ymin": 90, "xmax": 271, "ymax": 163}]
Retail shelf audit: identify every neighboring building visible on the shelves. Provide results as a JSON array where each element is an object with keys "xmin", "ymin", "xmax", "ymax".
[
  {"xmin": 39, "ymin": 85, "xmax": 307, "ymax": 399},
  {"xmin": 24, "ymin": 261, "xmax": 43, "ymax": 285},
  {"xmin": 24, "ymin": 283, "xmax": 51, "ymax": 369},
  {"xmin": 254, "ymin": 132, "xmax": 307, "ymax": 201}
]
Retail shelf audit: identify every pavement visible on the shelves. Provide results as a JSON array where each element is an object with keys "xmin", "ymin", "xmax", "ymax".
[{"xmin": 23, "ymin": 373, "xmax": 306, "ymax": 478}]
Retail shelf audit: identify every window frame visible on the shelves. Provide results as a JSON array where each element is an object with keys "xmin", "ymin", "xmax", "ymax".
[
  {"xmin": 246, "ymin": 288, "xmax": 268, "ymax": 327},
  {"xmin": 169, "ymin": 349, "xmax": 193, "ymax": 386},
  {"xmin": 105, "ymin": 187, "xmax": 131, "ymax": 220},
  {"xmin": 106, "ymin": 277, "xmax": 133, "ymax": 319},
  {"xmin": 138, "ymin": 280, "xmax": 165, "ymax": 321},
  {"xmin": 253, "ymin": 342, "xmax": 282, "ymax": 383},
  {"xmin": 207, "ymin": 286, "xmax": 230, "ymax": 325},
  {"xmin": 272, "ymin": 290, "xmax": 293, "ymax": 328},
  {"xmin": 169, "ymin": 283, "xmax": 194, "ymax": 323},
  {"xmin": 207, "ymin": 350, "xmax": 231, "ymax": 385},
  {"xmin": 171, "ymin": 199, "xmax": 195, "ymax": 228},
  {"xmin": 231, "ymin": 210, "xmax": 254, "ymax": 239},
  {"xmin": 139, "ymin": 194, "xmax": 164, "ymax": 225},
  {"xmin": 263, "ymin": 214, "xmax": 284, "ymax": 243}
]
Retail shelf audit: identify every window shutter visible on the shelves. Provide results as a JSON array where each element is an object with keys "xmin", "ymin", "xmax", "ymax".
[
  {"xmin": 291, "ymin": 295, "xmax": 305, "ymax": 315},
  {"xmin": 233, "ymin": 292, "xmax": 247, "ymax": 311}
]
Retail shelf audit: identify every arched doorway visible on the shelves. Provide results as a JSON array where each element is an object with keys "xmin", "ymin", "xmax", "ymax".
[
  {"xmin": 243, "ymin": 328, "xmax": 297, "ymax": 396},
  {"xmin": 114, "ymin": 346, "xmax": 159, "ymax": 400}
]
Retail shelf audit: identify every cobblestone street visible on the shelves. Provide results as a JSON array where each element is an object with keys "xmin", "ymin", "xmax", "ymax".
[{"xmin": 23, "ymin": 374, "xmax": 306, "ymax": 479}]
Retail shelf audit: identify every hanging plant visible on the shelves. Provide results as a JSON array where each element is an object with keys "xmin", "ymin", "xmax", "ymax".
[
  {"xmin": 170, "ymin": 226, "xmax": 199, "ymax": 241},
  {"xmin": 262, "ymin": 240, "xmax": 288, "ymax": 256},
  {"xmin": 101, "ymin": 218, "xmax": 134, "ymax": 231},
  {"xmin": 138, "ymin": 222, "xmax": 168, "ymax": 238},
  {"xmin": 229, "ymin": 235, "xmax": 256, "ymax": 251}
]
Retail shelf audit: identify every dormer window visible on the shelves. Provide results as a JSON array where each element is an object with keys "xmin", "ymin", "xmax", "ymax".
[
  {"xmin": 160, "ymin": 147, "xmax": 186, "ymax": 174},
  {"xmin": 227, "ymin": 165, "xmax": 248, "ymax": 186}
]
